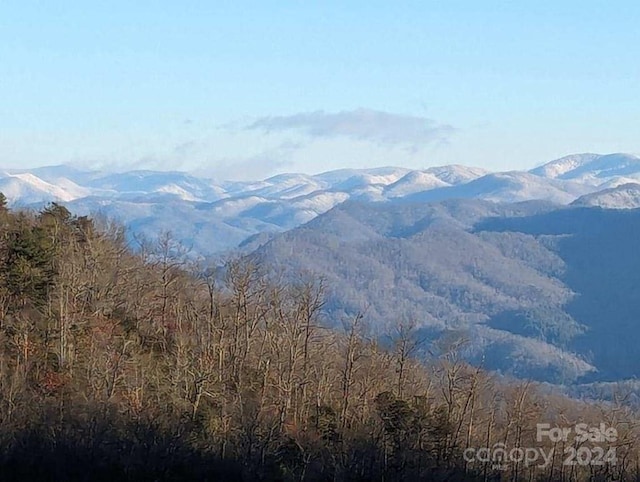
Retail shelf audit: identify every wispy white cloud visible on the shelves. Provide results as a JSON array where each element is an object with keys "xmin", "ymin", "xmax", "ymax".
[
  {"xmin": 49, "ymin": 109, "xmax": 454, "ymax": 178},
  {"xmin": 191, "ymin": 141, "xmax": 301, "ymax": 180},
  {"xmin": 247, "ymin": 108, "xmax": 454, "ymax": 149}
]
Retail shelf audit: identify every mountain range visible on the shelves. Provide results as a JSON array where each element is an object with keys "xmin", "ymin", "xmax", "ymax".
[
  {"xmin": 3, "ymin": 152, "xmax": 640, "ymax": 254},
  {"xmin": 3, "ymin": 152, "xmax": 640, "ymax": 385}
]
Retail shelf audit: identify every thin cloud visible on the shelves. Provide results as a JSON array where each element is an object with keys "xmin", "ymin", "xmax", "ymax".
[
  {"xmin": 195, "ymin": 141, "xmax": 301, "ymax": 180},
  {"xmin": 248, "ymin": 108, "xmax": 454, "ymax": 148}
]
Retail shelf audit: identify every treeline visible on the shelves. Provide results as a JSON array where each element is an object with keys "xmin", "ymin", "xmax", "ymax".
[{"xmin": 0, "ymin": 199, "xmax": 638, "ymax": 481}]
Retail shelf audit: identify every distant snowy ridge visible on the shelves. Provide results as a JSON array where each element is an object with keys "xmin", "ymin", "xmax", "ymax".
[
  {"xmin": 572, "ymin": 182, "xmax": 640, "ymax": 209},
  {"xmin": 2, "ymin": 152, "xmax": 640, "ymax": 254}
]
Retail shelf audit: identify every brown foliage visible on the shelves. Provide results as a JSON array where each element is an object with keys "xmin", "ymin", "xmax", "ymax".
[{"xmin": 0, "ymin": 203, "xmax": 637, "ymax": 481}]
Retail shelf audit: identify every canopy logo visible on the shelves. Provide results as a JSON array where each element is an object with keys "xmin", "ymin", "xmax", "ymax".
[{"xmin": 463, "ymin": 423, "xmax": 618, "ymax": 471}]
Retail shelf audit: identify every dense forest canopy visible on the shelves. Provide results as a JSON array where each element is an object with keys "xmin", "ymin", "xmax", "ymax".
[{"xmin": 0, "ymin": 199, "xmax": 637, "ymax": 481}]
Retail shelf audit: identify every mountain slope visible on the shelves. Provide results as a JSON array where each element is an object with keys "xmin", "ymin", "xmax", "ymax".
[{"xmin": 250, "ymin": 199, "xmax": 640, "ymax": 383}]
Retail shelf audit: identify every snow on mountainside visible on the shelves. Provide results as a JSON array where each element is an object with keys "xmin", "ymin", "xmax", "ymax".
[
  {"xmin": 529, "ymin": 153, "xmax": 601, "ymax": 179},
  {"xmin": 385, "ymin": 171, "xmax": 449, "ymax": 197},
  {"xmin": 572, "ymin": 183, "xmax": 640, "ymax": 209},
  {"xmin": 457, "ymin": 172, "xmax": 590, "ymax": 204},
  {"xmin": 531, "ymin": 153, "xmax": 640, "ymax": 184},
  {"xmin": 0, "ymin": 172, "xmax": 87, "ymax": 203},
  {"xmin": 238, "ymin": 173, "xmax": 326, "ymax": 199},
  {"xmin": 402, "ymin": 171, "xmax": 591, "ymax": 205},
  {"xmin": 2, "ymin": 153, "xmax": 640, "ymax": 254},
  {"xmin": 424, "ymin": 164, "xmax": 490, "ymax": 184},
  {"xmin": 313, "ymin": 166, "xmax": 411, "ymax": 185},
  {"xmin": 85, "ymin": 171, "xmax": 227, "ymax": 201}
]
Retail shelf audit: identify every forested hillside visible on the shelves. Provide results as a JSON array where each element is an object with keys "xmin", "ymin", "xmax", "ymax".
[
  {"xmin": 251, "ymin": 199, "xmax": 640, "ymax": 383},
  {"xmin": 0, "ymin": 198, "xmax": 638, "ymax": 481}
]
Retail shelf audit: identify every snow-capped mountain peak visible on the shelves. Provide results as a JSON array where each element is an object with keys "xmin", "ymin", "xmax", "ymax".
[
  {"xmin": 530, "ymin": 153, "xmax": 601, "ymax": 179},
  {"xmin": 0, "ymin": 172, "xmax": 88, "ymax": 204},
  {"xmin": 424, "ymin": 164, "xmax": 489, "ymax": 185},
  {"xmin": 385, "ymin": 170, "xmax": 449, "ymax": 197},
  {"xmin": 531, "ymin": 153, "xmax": 640, "ymax": 184},
  {"xmin": 2, "ymin": 153, "xmax": 640, "ymax": 254}
]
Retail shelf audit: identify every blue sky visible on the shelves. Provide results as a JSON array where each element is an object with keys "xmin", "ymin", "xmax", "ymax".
[{"xmin": 1, "ymin": 1, "xmax": 639, "ymax": 178}]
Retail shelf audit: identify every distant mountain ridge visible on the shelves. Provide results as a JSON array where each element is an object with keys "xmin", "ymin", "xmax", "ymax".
[
  {"xmin": 2, "ymin": 152, "xmax": 640, "ymax": 254},
  {"xmin": 572, "ymin": 182, "xmax": 640, "ymax": 209},
  {"xmin": 531, "ymin": 153, "xmax": 640, "ymax": 182}
]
